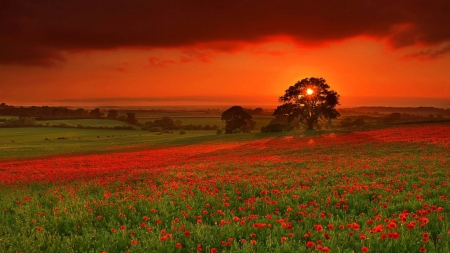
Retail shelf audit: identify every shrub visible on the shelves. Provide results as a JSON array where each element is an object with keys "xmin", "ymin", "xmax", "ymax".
[
  {"xmin": 261, "ymin": 123, "xmax": 285, "ymax": 133},
  {"xmin": 216, "ymin": 129, "xmax": 223, "ymax": 134},
  {"xmin": 180, "ymin": 130, "xmax": 186, "ymax": 135}
]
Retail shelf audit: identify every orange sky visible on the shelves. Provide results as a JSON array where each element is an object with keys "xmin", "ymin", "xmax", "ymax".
[{"xmin": 1, "ymin": 1, "xmax": 450, "ymax": 108}]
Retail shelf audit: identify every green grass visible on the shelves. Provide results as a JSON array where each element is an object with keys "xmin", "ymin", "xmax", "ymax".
[
  {"xmin": 37, "ymin": 119, "xmax": 133, "ymax": 128},
  {"xmin": 0, "ymin": 125, "xmax": 340, "ymax": 160},
  {"xmin": 0, "ymin": 128, "xmax": 223, "ymax": 160},
  {"xmin": 0, "ymin": 115, "xmax": 16, "ymax": 120},
  {"xmin": 138, "ymin": 116, "xmax": 273, "ymax": 130}
]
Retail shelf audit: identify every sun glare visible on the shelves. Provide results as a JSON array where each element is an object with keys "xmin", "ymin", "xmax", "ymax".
[{"xmin": 306, "ymin": 88, "xmax": 314, "ymax": 95}]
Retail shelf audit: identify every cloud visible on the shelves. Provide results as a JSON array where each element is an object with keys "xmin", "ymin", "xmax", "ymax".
[
  {"xmin": 149, "ymin": 49, "xmax": 215, "ymax": 67},
  {"xmin": 148, "ymin": 57, "xmax": 178, "ymax": 67},
  {"xmin": 402, "ymin": 44, "xmax": 450, "ymax": 61},
  {"xmin": 1, "ymin": 0, "xmax": 450, "ymax": 65}
]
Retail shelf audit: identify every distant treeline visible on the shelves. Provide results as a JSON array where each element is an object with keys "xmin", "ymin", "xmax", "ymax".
[
  {"xmin": 0, "ymin": 103, "xmax": 138, "ymax": 124},
  {"xmin": 340, "ymin": 106, "xmax": 450, "ymax": 115},
  {"xmin": 339, "ymin": 112, "xmax": 448, "ymax": 128},
  {"xmin": 141, "ymin": 117, "xmax": 223, "ymax": 132},
  {"xmin": 0, "ymin": 117, "xmax": 135, "ymax": 130},
  {"xmin": 0, "ymin": 103, "xmax": 90, "ymax": 118},
  {"xmin": 0, "ymin": 103, "xmax": 268, "ymax": 118}
]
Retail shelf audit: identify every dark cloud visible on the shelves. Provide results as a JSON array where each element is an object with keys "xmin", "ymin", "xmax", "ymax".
[
  {"xmin": 402, "ymin": 44, "xmax": 450, "ymax": 60},
  {"xmin": 149, "ymin": 49, "xmax": 214, "ymax": 67},
  {"xmin": 1, "ymin": 0, "xmax": 450, "ymax": 65}
]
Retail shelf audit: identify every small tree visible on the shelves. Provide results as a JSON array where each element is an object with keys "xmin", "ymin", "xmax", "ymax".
[
  {"xmin": 275, "ymin": 77, "xmax": 340, "ymax": 130},
  {"xmin": 221, "ymin": 106, "xmax": 253, "ymax": 134},
  {"xmin": 152, "ymin": 117, "xmax": 176, "ymax": 130},
  {"xmin": 89, "ymin": 108, "xmax": 104, "ymax": 118},
  {"xmin": 126, "ymin": 113, "xmax": 137, "ymax": 124},
  {"xmin": 107, "ymin": 110, "xmax": 119, "ymax": 120}
]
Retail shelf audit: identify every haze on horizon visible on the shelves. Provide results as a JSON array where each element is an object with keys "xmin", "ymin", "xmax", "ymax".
[{"xmin": 1, "ymin": 0, "xmax": 450, "ymax": 108}]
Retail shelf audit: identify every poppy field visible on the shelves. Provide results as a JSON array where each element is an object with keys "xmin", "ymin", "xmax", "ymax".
[{"xmin": 1, "ymin": 124, "xmax": 450, "ymax": 252}]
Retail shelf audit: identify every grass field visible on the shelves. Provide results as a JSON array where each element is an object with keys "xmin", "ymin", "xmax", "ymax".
[
  {"xmin": 0, "ymin": 128, "xmax": 232, "ymax": 160},
  {"xmin": 37, "ymin": 119, "xmax": 134, "ymax": 128},
  {"xmin": 0, "ymin": 115, "xmax": 16, "ymax": 120},
  {"xmin": 137, "ymin": 116, "xmax": 273, "ymax": 130},
  {"xmin": 0, "ymin": 123, "xmax": 449, "ymax": 252}
]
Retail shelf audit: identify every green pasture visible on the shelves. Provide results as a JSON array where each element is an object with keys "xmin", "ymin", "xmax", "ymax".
[
  {"xmin": 0, "ymin": 115, "xmax": 16, "ymax": 120},
  {"xmin": 0, "ymin": 126, "xmax": 333, "ymax": 160},
  {"xmin": 0, "ymin": 128, "xmax": 220, "ymax": 160},
  {"xmin": 36, "ymin": 119, "xmax": 133, "ymax": 128},
  {"xmin": 138, "ymin": 116, "xmax": 273, "ymax": 130}
]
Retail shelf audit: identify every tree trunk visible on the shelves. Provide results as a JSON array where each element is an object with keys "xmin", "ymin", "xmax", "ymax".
[{"xmin": 307, "ymin": 119, "xmax": 314, "ymax": 130}]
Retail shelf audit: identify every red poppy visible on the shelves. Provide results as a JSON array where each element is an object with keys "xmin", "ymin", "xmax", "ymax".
[{"xmin": 306, "ymin": 241, "xmax": 315, "ymax": 248}]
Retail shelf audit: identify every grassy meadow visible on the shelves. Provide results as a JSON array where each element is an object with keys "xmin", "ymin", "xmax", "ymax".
[
  {"xmin": 0, "ymin": 127, "xmax": 224, "ymax": 160},
  {"xmin": 37, "ymin": 119, "xmax": 134, "ymax": 128},
  {"xmin": 0, "ymin": 121, "xmax": 449, "ymax": 252},
  {"xmin": 137, "ymin": 116, "xmax": 273, "ymax": 131}
]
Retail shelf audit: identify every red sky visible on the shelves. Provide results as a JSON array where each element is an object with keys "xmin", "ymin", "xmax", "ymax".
[{"xmin": 1, "ymin": 0, "xmax": 450, "ymax": 108}]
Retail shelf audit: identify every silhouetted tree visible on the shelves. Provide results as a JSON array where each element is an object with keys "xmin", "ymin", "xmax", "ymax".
[
  {"xmin": 126, "ymin": 113, "xmax": 137, "ymax": 124},
  {"xmin": 74, "ymin": 108, "xmax": 87, "ymax": 117},
  {"xmin": 107, "ymin": 110, "xmax": 119, "ymax": 120},
  {"xmin": 275, "ymin": 77, "xmax": 340, "ymax": 130},
  {"xmin": 221, "ymin": 106, "xmax": 253, "ymax": 134},
  {"xmin": 253, "ymin": 107, "xmax": 264, "ymax": 115},
  {"xmin": 146, "ymin": 117, "xmax": 177, "ymax": 130},
  {"xmin": 89, "ymin": 108, "xmax": 104, "ymax": 118}
]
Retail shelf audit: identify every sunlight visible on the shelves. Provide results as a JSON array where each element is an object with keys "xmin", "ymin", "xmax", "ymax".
[{"xmin": 306, "ymin": 88, "xmax": 314, "ymax": 95}]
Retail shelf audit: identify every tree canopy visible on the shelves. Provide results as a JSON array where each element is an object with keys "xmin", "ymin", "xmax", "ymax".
[
  {"xmin": 107, "ymin": 110, "xmax": 119, "ymax": 119},
  {"xmin": 221, "ymin": 106, "xmax": 253, "ymax": 133},
  {"xmin": 274, "ymin": 77, "xmax": 340, "ymax": 130}
]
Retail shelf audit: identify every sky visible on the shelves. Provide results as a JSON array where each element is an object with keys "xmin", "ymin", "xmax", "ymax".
[{"xmin": 1, "ymin": 0, "xmax": 450, "ymax": 108}]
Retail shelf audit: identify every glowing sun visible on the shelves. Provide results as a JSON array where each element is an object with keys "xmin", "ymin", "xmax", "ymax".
[{"xmin": 306, "ymin": 88, "xmax": 314, "ymax": 95}]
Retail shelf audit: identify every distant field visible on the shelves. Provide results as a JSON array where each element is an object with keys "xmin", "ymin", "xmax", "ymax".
[
  {"xmin": 0, "ymin": 115, "xmax": 16, "ymax": 119},
  {"xmin": 37, "ymin": 119, "xmax": 133, "ymax": 128},
  {"xmin": 0, "ymin": 127, "xmax": 277, "ymax": 160},
  {"xmin": 138, "ymin": 116, "xmax": 273, "ymax": 130}
]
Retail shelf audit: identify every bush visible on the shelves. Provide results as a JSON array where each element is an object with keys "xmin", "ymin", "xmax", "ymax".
[
  {"xmin": 216, "ymin": 129, "xmax": 223, "ymax": 134},
  {"xmin": 180, "ymin": 130, "xmax": 186, "ymax": 135},
  {"xmin": 202, "ymin": 124, "xmax": 212, "ymax": 130},
  {"xmin": 384, "ymin": 112, "xmax": 401, "ymax": 122},
  {"xmin": 2, "ymin": 117, "xmax": 36, "ymax": 127},
  {"xmin": 261, "ymin": 123, "xmax": 285, "ymax": 133}
]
